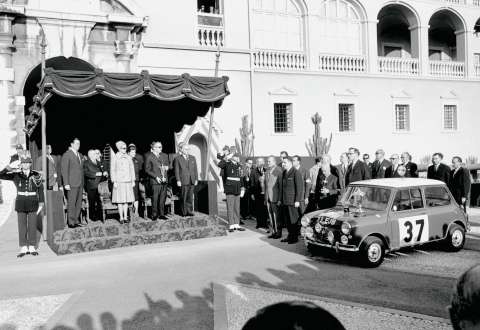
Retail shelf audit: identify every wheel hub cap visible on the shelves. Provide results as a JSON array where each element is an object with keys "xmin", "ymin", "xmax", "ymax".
[
  {"xmin": 452, "ymin": 230, "xmax": 463, "ymax": 247},
  {"xmin": 368, "ymin": 243, "xmax": 381, "ymax": 262}
]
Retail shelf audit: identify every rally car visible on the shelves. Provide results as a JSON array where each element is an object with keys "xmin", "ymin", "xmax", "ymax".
[{"xmin": 301, "ymin": 178, "xmax": 469, "ymax": 267}]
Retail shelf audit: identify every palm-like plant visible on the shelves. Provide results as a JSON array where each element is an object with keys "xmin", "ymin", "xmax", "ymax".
[
  {"xmin": 305, "ymin": 113, "xmax": 332, "ymax": 157},
  {"xmin": 235, "ymin": 115, "xmax": 254, "ymax": 157}
]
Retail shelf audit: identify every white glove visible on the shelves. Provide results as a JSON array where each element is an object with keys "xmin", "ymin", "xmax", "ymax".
[{"xmin": 9, "ymin": 160, "xmax": 21, "ymax": 169}]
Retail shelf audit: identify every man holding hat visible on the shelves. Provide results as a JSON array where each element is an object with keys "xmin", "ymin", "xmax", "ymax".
[{"xmin": 0, "ymin": 156, "xmax": 44, "ymax": 257}]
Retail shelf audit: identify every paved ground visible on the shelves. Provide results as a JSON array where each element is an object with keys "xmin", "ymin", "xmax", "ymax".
[{"xmin": 0, "ymin": 201, "xmax": 479, "ymax": 329}]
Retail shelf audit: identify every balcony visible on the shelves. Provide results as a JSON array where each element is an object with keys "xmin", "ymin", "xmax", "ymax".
[
  {"xmin": 253, "ymin": 50, "xmax": 306, "ymax": 71},
  {"xmin": 378, "ymin": 57, "xmax": 419, "ymax": 76},
  {"xmin": 430, "ymin": 61, "xmax": 465, "ymax": 78},
  {"xmin": 197, "ymin": 25, "xmax": 224, "ymax": 47},
  {"xmin": 318, "ymin": 54, "xmax": 366, "ymax": 73}
]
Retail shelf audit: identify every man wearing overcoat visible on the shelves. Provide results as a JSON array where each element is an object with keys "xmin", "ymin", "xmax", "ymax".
[
  {"xmin": 279, "ymin": 157, "xmax": 304, "ymax": 244},
  {"xmin": 61, "ymin": 138, "xmax": 84, "ymax": 228},
  {"xmin": 173, "ymin": 143, "xmax": 198, "ymax": 216}
]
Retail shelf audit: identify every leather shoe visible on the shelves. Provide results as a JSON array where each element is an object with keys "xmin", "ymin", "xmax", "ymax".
[
  {"xmin": 240, "ymin": 221, "xmax": 245, "ymax": 225},
  {"xmin": 236, "ymin": 227, "xmax": 246, "ymax": 231},
  {"xmin": 288, "ymin": 239, "xmax": 299, "ymax": 244},
  {"xmin": 280, "ymin": 238, "xmax": 289, "ymax": 242},
  {"xmin": 151, "ymin": 217, "xmax": 158, "ymax": 221},
  {"xmin": 17, "ymin": 252, "xmax": 26, "ymax": 258},
  {"xmin": 186, "ymin": 212, "xmax": 195, "ymax": 217},
  {"xmin": 274, "ymin": 234, "xmax": 282, "ymax": 239},
  {"xmin": 31, "ymin": 251, "xmax": 39, "ymax": 256},
  {"xmin": 267, "ymin": 234, "xmax": 276, "ymax": 239},
  {"xmin": 228, "ymin": 228, "xmax": 235, "ymax": 233},
  {"xmin": 159, "ymin": 215, "xmax": 168, "ymax": 220}
]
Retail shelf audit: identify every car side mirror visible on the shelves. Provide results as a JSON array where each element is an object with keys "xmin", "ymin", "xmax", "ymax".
[{"xmin": 392, "ymin": 205, "xmax": 398, "ymax": 212}]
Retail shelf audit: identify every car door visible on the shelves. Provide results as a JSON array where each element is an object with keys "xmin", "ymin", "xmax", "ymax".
[
  {"xmin": 389, "ymin": 187, "xmax": 429, "ymax": 249},
  {"xmin": 424, "ymin": 185, "xmax": 456, "ymax": 240}
]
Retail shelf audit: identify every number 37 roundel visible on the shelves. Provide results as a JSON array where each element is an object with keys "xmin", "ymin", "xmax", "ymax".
[{"xmin": 398, "ymin": 215, "xmax": 429, "ymax": 247}]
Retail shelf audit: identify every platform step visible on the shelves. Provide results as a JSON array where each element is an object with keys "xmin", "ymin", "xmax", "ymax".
[{"xmin": 50, "ymin": 214, "xmax": 227, "ymax": 255}]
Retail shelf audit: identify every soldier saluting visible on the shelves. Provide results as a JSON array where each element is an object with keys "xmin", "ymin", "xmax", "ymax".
[{"xmin": 0, "ymin": 156, "xmax": 44, "ymax": 257}]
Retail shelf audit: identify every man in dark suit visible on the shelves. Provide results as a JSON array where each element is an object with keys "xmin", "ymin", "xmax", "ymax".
[
  {"xmin": 346, "ymin": 147, "xmax": 371, "ymax": 186},
  {"xmin": 10, "ymin": 144, "xmax": 24, "ymax": 164},
  {"xmin": 145, "ymin": 141, "xmax": 170, "ymax": 220},
  {"xmin": 250, "ymin": 157, "xmax": 269, "ymax": 231},
  {"xmin": 173, "ymin": 142, "xmax": 198, "ymax": 216},
  {"xmin": 279, "ymin": 156, "xmax": 304, "ymax": 244},
  {"xmin": 292, "ymin": 155, "xmax": 311, "ymax": 214},
  {"xmin": 363, "ymin": 154, "xmax": 373, "ymax": 178},
  {"xmin": 371, "ymin": 149, "xmax": 391, "ymax": 179},
  {"xmin": 83, "ymin": 149, "xmax": 107, "ymax": 222},
  {"xmin": 427, "ymin": 152, "xmax": 450, "ymax": 185},
  {"xmin": 35, "ymin": 144, "xmax": 62, "ymax": 190},
  {"xmin": 240, "ymin": 158, "xmax": 254, "ymax": 221},
  {"xmin": 401, "ymin": 152, "xmax": 418, "ymax": 178},
  {"xmin": 61, "ymin": 138, "xmax": 84, "ymax": 228},
  {"xmin": 385, "ymin": 154, "xmax": 401, "ymax": 178},
  {"xmin": 449, "ymin": 156, "xmax": 471, "ymax": 208}
]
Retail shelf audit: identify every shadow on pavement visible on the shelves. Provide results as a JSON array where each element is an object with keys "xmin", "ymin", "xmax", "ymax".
[{"xmin": 0, "ymin": 288, "xmax": 214, "ymax": 330}]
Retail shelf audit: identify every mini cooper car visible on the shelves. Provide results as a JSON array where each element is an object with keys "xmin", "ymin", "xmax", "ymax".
[{"xmin": 301, "ymin": 178, "xmax": 469, "ymax": 267}]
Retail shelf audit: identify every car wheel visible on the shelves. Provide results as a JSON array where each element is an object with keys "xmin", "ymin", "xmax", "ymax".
[
  {"xmin": 445, "ymin": 224, "xmax": 465, "ymax": 252},
  {"xmin": 361, "ymin": 237, "xmax": 385, "ymax": 268}
]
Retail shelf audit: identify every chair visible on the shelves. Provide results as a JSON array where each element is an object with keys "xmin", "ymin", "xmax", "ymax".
[{"xmin": 98, "ymin": 181, "xmax": 119, "ymax": 221}]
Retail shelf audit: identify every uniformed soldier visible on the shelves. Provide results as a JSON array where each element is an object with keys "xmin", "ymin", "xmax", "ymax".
[
  {"xmin": 0, "ymin": 157, "xmax": 44, "ymax": 257},
  {"xmin": 217, "ymin": 153, "xmax": 246, "ymax": 233}
]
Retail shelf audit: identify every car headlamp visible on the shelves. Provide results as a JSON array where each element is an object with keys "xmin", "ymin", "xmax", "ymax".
[
  {"xmin": 341, "ymin": 222, "xmax": 351, "ymax": 235},
  {"xmin": 327, "ymin": 231, "xmax": 334, "ymax": 244},
  {"xmin": 340, "ymin": 235, "xmax": 349, "ymax": 245},
  {"xmin": 314, "ymin": 222, "xmax": 322, "ymax": 233},
  {"xmin": 301, "ymin": 216, "xmax": 311, "ymax": 227},
  {"xmin": 305, "ymin": 227, "xmax": 314, "ymax": 239}
]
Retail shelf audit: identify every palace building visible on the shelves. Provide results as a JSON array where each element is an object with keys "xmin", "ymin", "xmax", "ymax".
[{"xmin": 0, "ymin": 0, "xmax": 480, "ymax": 187}]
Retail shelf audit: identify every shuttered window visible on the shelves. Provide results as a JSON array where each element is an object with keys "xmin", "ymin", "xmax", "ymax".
[
  {"xmin": 395, "ymin": 104, "xmax": 410, "ymax": 131},
  {"xmin": 338, "ymin": 103, "xmax": 355, "ymax": 132},
  {"xmin": 274, "ymin": 103, "xmax": 293, "ymax": 133}
]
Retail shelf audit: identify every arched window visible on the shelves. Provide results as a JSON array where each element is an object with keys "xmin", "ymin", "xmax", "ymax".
[
  {"xmin": 317, "ymin": 0, "xmax": 363, "ymax": 55},
  {"xmin": 253, "ymin": 0, "xmax": 304, "ymax": 51}
]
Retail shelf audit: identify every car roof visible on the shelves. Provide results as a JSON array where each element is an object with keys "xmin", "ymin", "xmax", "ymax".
[{"xmin": 349, "ymin": 178, "xmax": 446, "ymax": 188}]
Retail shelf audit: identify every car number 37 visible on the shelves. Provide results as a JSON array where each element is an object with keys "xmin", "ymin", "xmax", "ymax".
[{"xmin": 398, "ymin": 215, "xmax": 429, "ymax": 247}]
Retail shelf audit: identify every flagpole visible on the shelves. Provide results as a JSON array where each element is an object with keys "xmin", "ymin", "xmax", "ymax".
[
  {"xmin": 40, "ymin": 30, "xmax": 48, "ymax": 240},
  {"xmin": 204, "ymin": 44, "xmax": 221, "ymax": 181}
]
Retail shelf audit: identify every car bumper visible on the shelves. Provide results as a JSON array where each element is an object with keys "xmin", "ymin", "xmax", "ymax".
[{"xmin": 304, "ymin": 237, "xmax": 359, "ymax": 252}]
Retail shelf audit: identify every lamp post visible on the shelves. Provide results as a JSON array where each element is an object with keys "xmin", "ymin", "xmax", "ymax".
[
  {"xmin": 40, "ymin": 30, "xmax": 47, "ymax": 240},
  {"xmin": 203, "ymin": 44, "xmax": 221, "ymax": 181}
]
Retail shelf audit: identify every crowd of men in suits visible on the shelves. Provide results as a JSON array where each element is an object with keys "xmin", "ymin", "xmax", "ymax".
[
  {"xmin": 8, "ymin": 138, "xmax": 199, "ymax": 229},
  {"xmin": 219, "ymin": 146, "xmax": 472, "ymax": 244}
]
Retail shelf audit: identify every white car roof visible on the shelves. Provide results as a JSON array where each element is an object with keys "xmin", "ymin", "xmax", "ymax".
[{"xmin": 349, "ymin": 178, "xmax": 446, "ymax": 188}]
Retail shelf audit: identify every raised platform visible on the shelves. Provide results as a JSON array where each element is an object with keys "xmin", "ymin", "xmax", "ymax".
[{"xmin": 49, "ymin": 213, "xmax": 227, "ymax": 255}]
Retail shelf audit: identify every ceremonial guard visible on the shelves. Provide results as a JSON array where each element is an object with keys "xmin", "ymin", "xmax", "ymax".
[
  {"xmin": 217, "ymin": 153, "xmax": 246, "ymax": 232},
  {"xmin": 0, "ymin": 157, "xmax": 44, "ymax": 257}
]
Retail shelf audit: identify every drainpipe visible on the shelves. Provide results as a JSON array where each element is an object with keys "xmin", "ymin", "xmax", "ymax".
[{"xmin": 246, "ymin": 0, "xmax": 255, "ymax": 156}]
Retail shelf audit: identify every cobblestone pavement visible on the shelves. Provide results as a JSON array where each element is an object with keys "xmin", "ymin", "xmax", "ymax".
[
  {"xmin": 0, "ymin": 294, "xmax": 73, "ymax": 330},
  {"xmin": 220, "ymin": 283, "xmax": 450, "ymax": 330}
]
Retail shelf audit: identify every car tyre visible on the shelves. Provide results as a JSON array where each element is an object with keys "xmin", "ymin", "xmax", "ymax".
[
  {"xmin": 360, "ymin": 236, "xmax": 385, "ymax": 268},
  {"xmin": 444, "ymin": 224, "xmax": 465, "ymax": 252}
]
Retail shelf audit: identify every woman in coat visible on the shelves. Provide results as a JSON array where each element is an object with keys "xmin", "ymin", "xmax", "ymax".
[
  {"xmin": 314, "ymin": 154, "xmax": 340, "ymax": 210},
  {"xmin": 111, "ymin": 141, "xmax": 135, "ymax": 223}
]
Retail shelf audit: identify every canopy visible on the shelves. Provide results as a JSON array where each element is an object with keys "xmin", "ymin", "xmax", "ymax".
[{"xmin": 25, "ymin": 68, "xmax": 230, "ymax": 136}]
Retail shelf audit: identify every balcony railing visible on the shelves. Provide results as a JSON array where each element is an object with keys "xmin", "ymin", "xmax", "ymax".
[
  {"xmin": 474, "ymin": 0, "xmax": 480, "ymax": 6},
  {"xmin": 378, "ymin": 57, "xmax": 419, "ymax": 76},
  {"xmin": 444, "ymin": 0, "xmax": 466, "ymax": 4},
  {"xmin": 475, "ymin": 64, "xmax": 480, "ymax": 77},
  {"xmin": 197, "ymin": 25, "xmax": 224, "ymax": 47},
  {"xmin": 430, "ymin": 60, "xmax": 465, "ymax": 78},
  {"xmin": 253, "ymin": 50, "xmax": 306, "ymax": 70},
  {"xmin": 319, "ymin": 54, "xmax": 366, "ymax": 73}
]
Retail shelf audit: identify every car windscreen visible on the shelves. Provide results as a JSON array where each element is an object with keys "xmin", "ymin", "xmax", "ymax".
[{"xmin": 341, "ymin": 186, "xmax": 391, "ymax": 212}]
